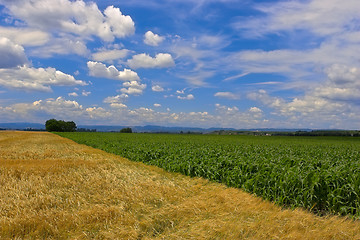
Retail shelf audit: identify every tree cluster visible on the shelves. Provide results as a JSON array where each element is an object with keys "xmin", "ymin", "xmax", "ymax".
[
  {"xmin": 120, "ymin": 127, "xmax": 132, "ymax": 133},
  {"xmin": 45, "ymin": 119, "xmax": 77, "ymax": 132}
]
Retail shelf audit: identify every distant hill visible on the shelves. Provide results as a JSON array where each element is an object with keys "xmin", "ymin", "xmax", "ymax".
[
  {"xmin": 3, "ymin": 122, "xmax": 354, "ymax": 135},
  {"xmin": 76, "ymin": 125, "xmax": 236, "ymax": 133},
  {"xmin": 0, "ymin": 122, "xmax": 45, "ymax": 130},
  {"xmin": 0, "ymin": 123, "xmax": 222, "ymax": 132}
]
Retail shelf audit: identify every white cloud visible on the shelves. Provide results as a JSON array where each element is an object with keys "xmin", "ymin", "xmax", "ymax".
[
  {"xmin": 68, "ymin": 92, "xmax": 78, "ymax": 97},
  {"xmin": 227, "ymin": 0, "xmax": 360, "ymax": 93},
  {"xmin": 0, "ymin": 26, "xmax": 49, "ymax": 46},
  {"xmin": 29, "ymin": 36, "xmax": 89, "ymax": 58},
  {"xmin": 247, "ymin": 89, "xmax": 285, "ymax": 109},
  {"xmin": 325, "ymin": 64, "xmax": 360, "ymax": 86},
  {"xmin": 247, "ymin": 88, "xmax": 358, "ymax": 128},
  {"xmin": 249, "ymin": 107, "xmax": 262, "ymax": 113},
  {"xmin": 86, "ymin": 107, "xmax": 112, "ymax": 120},
  {"xmin": 214, "ymin": 92, "xmax": 240, "ymax": 100},
  {"xmin": 0, "ymin": 66, "xmax": 86, "ymax": 92},
  {"xmin": 0, "ymin": 37, "xmax": 28, "ymax": 68},
  {"xmin": 196, "ymin": 35, "xmax": 230, "ymax": 49},
  {"xmin": 103, "ymin": 94, "xmax": 128, "ymax": 108},
  {"xmin": 144, "ymin": 31, "xmax": 165, "ymax": 46},
  {"xmin": 0, "ymin": 97, "xmax": 84, "ymax": 122},
  {"xmin": 2, "ymin": 96, "xmax": 357, "ymax": 129},
  {"xmin": 235, "ymin": 0, "xmax": 360, "ymax": 38},
  {"xmin": 214, "ymin": 103, "xmax": 264, "ymax": 127},
  {"xmin": 215, "ymin": 103, "xmax": 239, "ymax": 113},
  {"xmin": 36, "ymin": 97, "xmax": 83, "ymax": 117},
  {"xmin": 223, "ymin": 72, "xmax": 250, "ymax": 82},
  {"xmin": 127, "ymin": 53, "xmax": 175, "ymax": 69},
  {"xmin": 121, "ymin": 81, "xmax": 147, "ymax": 95},
  {"xmin": 152, "ymin": 85, "xmax": 165, "ymax": 92},
  {"xmin": 87, "ymin": 61, "xmax": 140, "ymax": 82},
  {"xmin": 179, "ymin": 71, "xmax": 214, "ymax": 87},
  {"xmin": 92, "ymin": 49, "xmax": 130, "ymax": 62},
  {"xmin": 109, "ymin": 103, "xmax": 127, "ymax": 108},
  {"xmin": 1, "ymin": 0, "xmax": 135, "ymax": 42},
  {"xmin": 154, "ymin": 103, "xmax": 161, "ymax": 107},
  {"xmin": 170, "ymin": 37, "xmax": 223, "ymax": 87},
  {"xmin": 177, "ymin": 94, "xmax": 194, "ymax": 100},
  {"xmin": 104, "ymin": 94, "xmax": 128, "ymax": 105},
  {"xmin": 82, "ymin": 90, "xmax": 91, "ymax": 96},
  {"xmin": 227, "ymin": 40, "xmax": 360, "ymax": 87},
  {"xmin": 102, "ymin": 6, "xmax": 135, "ymax": 40}
]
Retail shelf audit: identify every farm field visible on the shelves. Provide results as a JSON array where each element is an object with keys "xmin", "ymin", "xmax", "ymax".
[
  {"xmin": 58, "ymin": 132, "xmax": 360, "ymax": 218},
  {"xmin": 1, "ymin": 131, "xmax": 360, "ymax": 239}
]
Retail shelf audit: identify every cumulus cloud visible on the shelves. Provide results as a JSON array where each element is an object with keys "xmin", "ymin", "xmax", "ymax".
[
  {"xmin": 246, "ymin": 88, "xmax": 357, "ymax": 128},
  {"xmin": 248, "ymin": 107, "xmax": 263, "ymax": 118},
  {"xmin": 0, "ymin": 26, "xmax": 49, "ymax": 47},
  {"xmin": 82, "ymin": 90, "xmax": 91, "ymax": 96},
  {"xmin": 177, "ymin": 94, "xmax": 194, "ymax": 100},
  {"xmin": 214, "ymin": 103, "xmax": 264, "ymax": 127},
  {"xmin": 247, "ymin": 89, "xmax": 285, "ymax": 109},
  {"xmin": 0, "ymin": 97, "xmax": 292, "ymax": 129},
  {"xmin": 127, "ymin": 53, "xmax": 175, "ymax": 69},
  {"xmin": 214, "ymin": 92, "xmax": 240, "ymax": 100},
  {"xmin": 0, "ymin": 66, "xmax": 86, "ymax": 92},
  {"xmin": 144, "ymin": 31, "xmax": 165, "ymax": 46},
  {"xmin": 154, "ymin": 103, "xmax": 162, "ymax": 107},
  {"xmin": 215, "ymin": 103, "xmax": 239, "ymax": 113},
  {"xmin": 0, "ymin": 97, "xmax": 84, "ymax": 121},
  {"xmin": 325, "ymin": 64, "xmax": 360, "ymax": 86},
  {"xmin": 68, "ymin": 92, "xmax": 78, "ymax": 97},
  {"xmin": 87, "ymin": 61, "xmax": 140, "ymax": 82},
  {"xmin": 0, "ymin": 37, "xmax": 28, "ymax": 68},
  {"xmin": 29, "ymin": 36, "xmax": 89, "ymax": 58},
  {"xmin": 103, "ymin": 94, "xmax": 128, "ymax": 108},
  {"xmin": 85, "ymin": 107, "xmax": 108, "ymax": 120},
  {"xmin": 92, "ymin": 49, "xmax": 130, "ymax": 62},
  {"xmin": 152, "ymin": 84, "xmax": 165, "ymax": 92},
  {"xmin": 35, "ymin": 97, "xmax": 83, "ymax": 117},
  {"xmin": 121, "ymin": 81, "xmax": 147, "ymax": 95},
  {"xmin": 1, "ymin": 0, "xmax": 135, "ymax": 42},
  {"xmin": 249, "ymin": 107, "xmax": 262, "ymax": 113}
]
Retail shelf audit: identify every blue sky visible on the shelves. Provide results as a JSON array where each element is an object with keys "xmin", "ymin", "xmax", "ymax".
[{"xmin": 0, "ymin": 0, "xmax": 360, "ymax": 129}]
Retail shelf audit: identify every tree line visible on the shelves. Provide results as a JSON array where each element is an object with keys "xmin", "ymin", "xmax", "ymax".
[{"xmin": 45, "ymin": 119, "xmax": 133, "ymax": 133}]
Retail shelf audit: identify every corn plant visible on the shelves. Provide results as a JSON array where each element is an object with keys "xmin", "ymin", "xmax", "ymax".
[{"xmin": 58, "ymin": 132, "xmax": 360, "ymax": 217}]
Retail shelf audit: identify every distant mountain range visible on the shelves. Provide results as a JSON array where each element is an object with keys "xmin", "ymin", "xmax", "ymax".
[
  {"xmin": 0, "ymin": 122, "xmax": 313, "ymax": 133},
  {"xmin": 0, "ymin": 122, "xmax": 46, "ymax": 130}
]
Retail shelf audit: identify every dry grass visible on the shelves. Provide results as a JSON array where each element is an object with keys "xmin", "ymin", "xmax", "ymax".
[{"xmin": 0, "ymin": 131, "xmax": 359, "ymax": 239}]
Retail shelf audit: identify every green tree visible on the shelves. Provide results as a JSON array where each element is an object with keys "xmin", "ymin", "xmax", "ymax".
[
  {"xmin": 120, "ymin": 127, "xmax": 132, "ymax": 133},
  {"xmin": 62, "ymin": 121, "xmax": 77, "ymax": 132},
  {"xmin": 45, "ymin": 119, "xmax": 61, "ymax": 132},
  {"xmin": 45, "ymin": 119, "xmax": 77, "ymax": 132}
]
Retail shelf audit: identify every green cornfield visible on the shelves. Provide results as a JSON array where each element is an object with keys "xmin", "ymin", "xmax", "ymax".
[{"xmin": 57, "ymin": 132, "xmax": 360, "ymax": 217}]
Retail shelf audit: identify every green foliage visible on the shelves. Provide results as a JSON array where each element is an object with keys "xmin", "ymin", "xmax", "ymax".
[
  {"xmin": 45, "ymin": 119, "xmax": 76, "ymax": 132},
  {"xmin": 120, "ymin": 127, "xmax": 132, "ymax": 133},
  {"xmin": 57, "ymin": 132, "xmax": 360, "ymax": 217}
]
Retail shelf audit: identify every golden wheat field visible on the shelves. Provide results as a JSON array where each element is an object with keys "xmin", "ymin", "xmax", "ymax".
[{"xmin": 1, "ymin": 131, "xmax": 360, "ymax": 239}]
